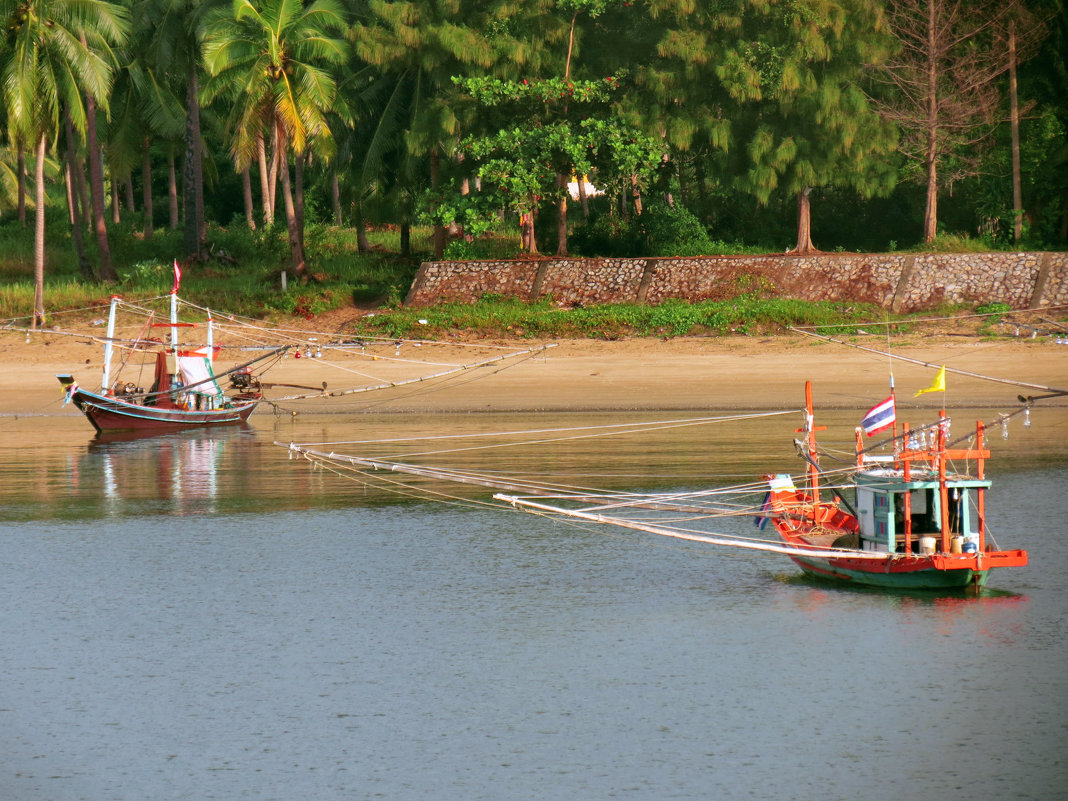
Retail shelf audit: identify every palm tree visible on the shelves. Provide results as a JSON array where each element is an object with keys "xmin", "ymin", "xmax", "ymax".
[
  {"xmin": 331, "ymin": 60, "xmax": 421, "ymax": 254},
  {"xmin": 129, "ymin": 3, "xmax": 201, "ymax": 238},
  {"xmin": 350, "ymin": 0, "xmax": 528, "ymax": 257},
  {"xmin": 202, "ymin": 0, "xmax": 349, "ymax": 279},
  {"xmin": 110, "ymin": 1, "xmax": 189, "ymax": 242},
  {"xmin": 131, "ymin": 0, "xmax": 227, "ymax": 258},
  {"xmin": 1, "ymin": 0, "xmax": 129, "ymax": 326}
]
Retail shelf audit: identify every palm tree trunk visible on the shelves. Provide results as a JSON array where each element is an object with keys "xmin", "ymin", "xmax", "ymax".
[
  {"xmin": 331, "ymin": 171, "xmax": 342, "ymax": 225},
  {"xmin": 182, "ymin": 145, "xmax": 197, "ymax": 258},
  {"xmin": 278, "ymin": 147, "xmax": 306, "ymax": 278},
  {"xmin": 241, "ymin": 167, "xmax": 256, "ymax": 229},
  {"xmin": 71, "ymin": 145, "xmax": 90, "ymax": 233},
  {"xmin": 63, "ymin": 109, "xmax": 92, "ymax": 280},
  {"xmin": 256, "ymin": 132, "xmax": 272, "ymax": 226},
  {"xmin": 125, "ymin": 175, "xmax": 135, "ymax": 214},
  {"xmin": 294, "ymin": 152, "xmax": 305, "ymax": 253},
  {"xmin": 168, "ymin": 151, "xmax": 179, "ymax": 229},
  {"xmin": 111, "ymin": 177, "xmax": 121, "ymax": 224},
  {"xmin": 86, "ymin": 92, "xmax": 115, "ymax": 281},
  {"xmin": 268, "ymin": 129, "xmax": 280, "ymax": 226},
  {"xmin": 192, "ymin": 82, "xmax": 206, "ymax": 252},
  {"xmin": 142, "ymin": 142, "xmax": 154, "ymax": 240},
  {"xmin": 64, "ymin": 161, "xmax": 76, "ymax": 226},
  {"xmin": 17, "ymin": 143, "xmax": 26, "ymax": 226},
  {"xmin": 185, "ymin": 66, "xmax": 206, "ymax": 258},
  {"xmin": 32, "ymin": 135, "xmax": 47, "ymax": 328},
  {"xmin": 355, "ymin": 201, "xmax": 370, "ymax": 253},
  {"xmin": 1009, "ymin": 21, "xmax": 1023, "ymax": 243}
]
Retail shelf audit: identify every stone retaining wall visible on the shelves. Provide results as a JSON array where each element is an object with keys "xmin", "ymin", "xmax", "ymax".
[{"xmin": 405, "ymin": 252, "xmax": 1068, "ymax": 311}]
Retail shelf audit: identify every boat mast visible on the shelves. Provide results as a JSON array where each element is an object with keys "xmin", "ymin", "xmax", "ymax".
[
  {"xmin": 170, "ymin": 289, "xmax": 179, "ymax": 360},
  {"xmin": 938, "ymin": 408, "xmax": 951, "ymax": 554},
  {"xmin": 100, "ymin": 295, "xmax": 120, "ymax": 394},
  {"xmin": 901, "ymin": 421, "xmax": 913, "ymax": 553},
  {"xmin": 885, "ymin": 322, "xmax": 899, "ymax": 461},
  {"xmin": 976, "ymin": 421, "xmax": 986, "ymax": 553},
  {"xmin": 804, "ymin": 380, "xmax": 820, "ymax": 505}
]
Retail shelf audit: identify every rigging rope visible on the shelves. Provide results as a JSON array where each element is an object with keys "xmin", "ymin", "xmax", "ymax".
[
  {"xmin": 790, "ymin": 327, "xmax": 1068, "ymax": 395},
  {"xmin": 289, "ymin": 409, "xmax": 798, "ymax": 450}
]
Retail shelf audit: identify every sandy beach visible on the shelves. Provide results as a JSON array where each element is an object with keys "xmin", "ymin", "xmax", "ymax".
[{"xmin": 3, "ymin": 326, "xmax": 1064, "ymax": 417}]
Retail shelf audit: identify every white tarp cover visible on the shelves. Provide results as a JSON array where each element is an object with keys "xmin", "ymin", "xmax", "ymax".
[{"xmin": 177, "ymin": 352, "xmax": 223, "ymax": 398}]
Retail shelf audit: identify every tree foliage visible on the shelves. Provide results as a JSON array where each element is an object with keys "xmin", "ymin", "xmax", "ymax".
[
  {"xmin": 0, "ymin": 0, "xmax": 1063, "ymax": 322},
  {"xmin": 871, "ymin": 0, "xmax": 1046, "ymax": 242},
  {"xmin": 449, "ymin": 75, "xmax": 661, "ymax": 230}
]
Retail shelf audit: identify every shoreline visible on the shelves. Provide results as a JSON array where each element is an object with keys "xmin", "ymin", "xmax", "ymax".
[{"xmin": 3, "ymin": 331, "xmax": 1064, "ymax": 417}]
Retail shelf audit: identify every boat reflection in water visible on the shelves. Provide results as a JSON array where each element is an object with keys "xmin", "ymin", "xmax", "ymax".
[{"xmin": 85, "ymin": 426, "xmax": 256, "ymax": 515}]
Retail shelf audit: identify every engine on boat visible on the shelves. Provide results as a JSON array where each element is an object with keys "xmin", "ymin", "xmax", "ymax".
[
  {"xmin": 229, "ymin": 367, "xmax": 260, "ymax": 392},
  {"xmin": 113, "ymin": 382, "xmax": 144, "ymax": 400}
]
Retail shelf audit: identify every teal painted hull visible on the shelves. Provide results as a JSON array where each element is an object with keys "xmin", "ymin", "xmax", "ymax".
[{"xmin": 791, "ymin": 555, "xmax": 989, "ymax": 591}]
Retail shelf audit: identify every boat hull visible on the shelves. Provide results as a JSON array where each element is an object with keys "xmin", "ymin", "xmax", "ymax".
[
  {"xmin": 70, "ymin": 389, "xmax": 258, "ymax": 434},
  {"xmin": 784, "ymin": 547, "xmax": 1028, "ymax": 590}
]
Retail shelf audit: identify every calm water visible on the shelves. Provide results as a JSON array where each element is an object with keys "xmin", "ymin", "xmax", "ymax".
[{"xmin": 1, "ymin": 408, "xmax": 1067, "ymax": 801}]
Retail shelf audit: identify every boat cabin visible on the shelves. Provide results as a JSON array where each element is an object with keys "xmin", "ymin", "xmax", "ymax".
[{"xmin": 854, "ymin": 469, "xmax": 989, "ymax": 555}]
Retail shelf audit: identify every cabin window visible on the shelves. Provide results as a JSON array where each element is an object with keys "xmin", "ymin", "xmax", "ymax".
[{"xmin": 909, "ymin": 489, "xmax": 938, "ymax": 534}]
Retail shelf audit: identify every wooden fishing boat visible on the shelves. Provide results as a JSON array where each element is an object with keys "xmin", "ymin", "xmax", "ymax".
[
  {"xmin": 58, "ymin": 294, "xmax": 285, "ymax": 435},
  {"xmin": 765, "ymin": 382, "xmax": 1028, "ymax": 591},
  {"xmin": 281, "ymin": 381, "xmax": 1037, "ymax": 594}
]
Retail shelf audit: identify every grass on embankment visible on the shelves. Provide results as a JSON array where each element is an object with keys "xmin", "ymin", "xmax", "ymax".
[
  {"xmin": 0, "ymin": 216, "xmax": 1054, "ymax": 340},
  {"xmin": 339, "ymin": 294, "xmax": 888, "ymax": 340}
]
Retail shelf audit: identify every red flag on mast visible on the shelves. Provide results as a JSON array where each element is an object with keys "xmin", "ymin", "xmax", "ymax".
[{"xmin": 172, "ymin": 259, "xmax": 182, "ymax": 294}]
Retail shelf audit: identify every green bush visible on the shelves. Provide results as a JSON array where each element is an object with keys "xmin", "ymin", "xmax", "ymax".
[
  {"xmin": 569, "ymin": 213, "xmax": 643, "ymax": 257},
  {"xmin": 639, "ymin": 202, "xmax": 714, "ymax": 257},
  {"xmin": 120, "ymin": 260, "xmax": 170, "ymax": 290},
  {"xmin": 443, "ymin": 239, "xmax": 484, "ymax": 260},
  {"xmin": 210, "ymin": 219, "xmax": 289, "ymax": 264},
  {"xmin": 570, "ymin": 203, "xmax": 715, "ymax": 258}
]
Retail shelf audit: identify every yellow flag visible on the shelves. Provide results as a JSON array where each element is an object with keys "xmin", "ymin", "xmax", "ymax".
[{"xmin": 914, "ymin": 366, "xmax": 946, "ymax": 397}]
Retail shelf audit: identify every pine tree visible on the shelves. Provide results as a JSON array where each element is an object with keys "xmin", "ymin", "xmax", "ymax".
[
  {"xmin": 871, "ymin": 0, "xmax": 1037, "ymax": 243},
  {"xmin": 643, "ymin": 0, "xmax": 897, "ymax": 252}
]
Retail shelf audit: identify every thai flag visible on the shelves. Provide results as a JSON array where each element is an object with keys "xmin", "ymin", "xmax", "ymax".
[{"xmin": 861, "ymin": 396, "xmax": 895, "ymax": 436}]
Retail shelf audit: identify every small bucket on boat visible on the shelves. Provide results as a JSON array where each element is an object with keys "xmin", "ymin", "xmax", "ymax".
[
  {"xmin": 919, "ymin": 536, "xmax": 937, "ymax": 555},
  {"xmin": 962, "ymin": 541, "xmax": 979, "ymax": 554},
  {"xmin": 951, "ymin": 536, "xmax": 964, "ymax": 554}
]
